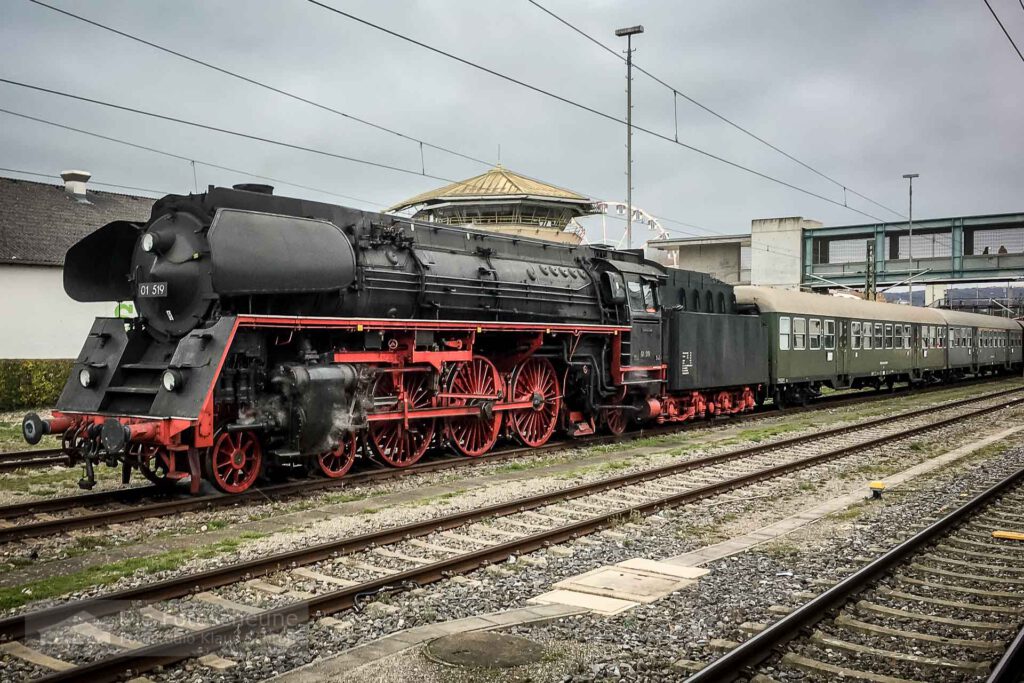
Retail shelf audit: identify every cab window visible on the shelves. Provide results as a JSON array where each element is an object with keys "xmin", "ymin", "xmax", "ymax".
[
  {"xmin": 626, "ymin": 279, "xmax": 644, "ymax": 312},
  {"xmin": 641, "ymin": 280, "xmax": 658, "ymax": 313}
]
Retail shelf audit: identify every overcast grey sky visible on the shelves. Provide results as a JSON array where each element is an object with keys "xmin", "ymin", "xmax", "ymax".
[{"xmin": 1, "ymin": 0, "xmax": 1022, "ymax": 244}]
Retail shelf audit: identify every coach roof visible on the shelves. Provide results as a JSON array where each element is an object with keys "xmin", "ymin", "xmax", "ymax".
[
  {"xmin": 735, "ymin": 286, "xmax": 947, "ymax": 324},
  {"xmin": 935, "ymin": 308, "xmax": 1022, "ymax": 331}
]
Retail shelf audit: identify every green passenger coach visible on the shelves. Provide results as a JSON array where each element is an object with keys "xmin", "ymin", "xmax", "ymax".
[{"xmin": 735, "ymin": 286, "xmax": 1023, "ymax": 407}]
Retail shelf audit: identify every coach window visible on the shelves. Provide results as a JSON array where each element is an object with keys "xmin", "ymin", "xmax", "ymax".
[
  {"xmin": 862, "ymin": 321, "xmax": 872, "ymax": 349},
  {"xmin": 793, "ymin": 318, "xmax": 807, "ymax": 350},
  {"xmin": 809, "ymin": 319, "xmax": 822, "ymax": 350},
  {"xmin": 903, "ymin": 325, "xmax": 911, "ymax": 349},
  {"xmin": 824, "ymin": 320, "xmax": 836, "ymax": 350},
  {"xmin": 779, "ymin": 317, "xmax": 791, "ymax": 350},
  {"xmin": 873, "ymin": 323, "xmax": 883, "ymax": 349},
  {"xmin": 851, "ymin": 322, "xmax": 861, "ymax": 349},
  {"xmin": 883, "ymin": 324, "xmax": 893, "ymax": 349},
  {"xmin": 895, "ymin": 325, "xmax": 904, "ymax": 349}
]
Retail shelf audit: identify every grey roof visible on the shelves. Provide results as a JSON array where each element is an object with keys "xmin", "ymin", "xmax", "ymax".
[
  {"xmin": 0, "ymin": 176, "xmax": 154, "ymax": 266},
  {"xmin": 737, "ymin": 285, "xmax": 1021, "ymax": 330}
]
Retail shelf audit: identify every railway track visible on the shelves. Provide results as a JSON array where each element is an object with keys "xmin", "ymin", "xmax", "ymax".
[
  {"xmin": 686, "ymin": 463, "xmax": 1024, "ymax": 683},
  {"xmin": 0, "ymin": 378, "xmax": 1003, "ymax": 475},
  {"xmin": 0, "ymin": 449, "xmax": 65, "ymax": 474},
  {"xmin": 0, "ymin": 382, "xmax": 1019, "ymax": 547},
  {"xmin": 1, "ymin": 386, "xmax": 1021, "ymax": 681}
]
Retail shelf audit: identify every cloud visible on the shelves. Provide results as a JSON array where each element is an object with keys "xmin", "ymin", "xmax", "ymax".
[{"xmin": 1, "ymin": 0, "xmax": 1021, "ymax": 242}]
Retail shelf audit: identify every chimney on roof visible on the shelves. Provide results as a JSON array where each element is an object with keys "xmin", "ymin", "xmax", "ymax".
[{"xmin": 60, "ymin": 170, "xmax": 91, "ymax": 196}]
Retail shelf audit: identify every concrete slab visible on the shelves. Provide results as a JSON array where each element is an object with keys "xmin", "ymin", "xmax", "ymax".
[
  {"xmin": 246, "ymin": 579, "xmax": 288, "ymax": 595},
  {"xmin": 553, "ymin": 566, "xmax": 694, "ymax": 604},
  {"xmin": 291, "ymin": 567, "xmax": 358, "ymax": 587},
  {"xmin": 529, "ymin": 589, "xmax": 639, "ymax": 615},
  {"xmin": 616, "ymin": 558, "xmax": 709, "ymax": 580},
  {"xmin": 139, "ymin": 606, "xmax": 208, "ymax": 631},
  {"xmin": 70, "ymin": 622, "xmax": 142, "ymax": 649},
  {"xmin": 0, "ymin": 641, "xmax": 74, "ymax": 671},
  {"xmin": 194, "ymin": 591, "xmax": 263, "ymax": 614},
  {"xmin": 198, "ymin": 654, "xmax": 237, "ymax": 671}
]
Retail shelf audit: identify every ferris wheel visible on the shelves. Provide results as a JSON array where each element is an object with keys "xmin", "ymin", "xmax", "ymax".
[{"xmin": 587, "ymin": 201, "xmax": 677, "ymax": 265}]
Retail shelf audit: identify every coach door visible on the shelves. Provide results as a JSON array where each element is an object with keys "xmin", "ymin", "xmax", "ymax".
[{"xmin": 836, "ymin": 319, "xmax": 849, "ymax": 384}]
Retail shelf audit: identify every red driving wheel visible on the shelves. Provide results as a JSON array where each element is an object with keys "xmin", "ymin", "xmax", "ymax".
[
  {"xmin": 206, "ymin": 430, "xmax": 262, "ymax": 493},
  {"xmin": 508, "ymin": 357, "xmax": 561, "ymax": 448},
  {"xmin": 317, "ymin": 432, "xmax": 358, "ymax": 479},
  {"xmin": 443, "ymin": 356, "xmax": 503, "ymax": 457},
  {"xmin": 368, "ymin": 370, "xmax": 435, "ymax": 467}
]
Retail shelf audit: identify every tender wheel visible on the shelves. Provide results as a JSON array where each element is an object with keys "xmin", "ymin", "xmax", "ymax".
[
  {"xmin": 316, "ymin": 432, "xmax": 358, "ymax": 479},
  {"xmin": 443, "ymin": 356, "xmax": 503, "ymax": 457},
  {"xmin": 368, "ymin": 370, "xmax": 436, "ymax": 467},
  {"xmin": 602, "ymin": 394, "xmax": 629, "ymax": 436},
  {"xmin": 508, "ymin": 357, "xmax": 561, "ymax": 448},
  {"xmin": 206, "ymin": 430, "xmax": 262, "ymax": 494}
]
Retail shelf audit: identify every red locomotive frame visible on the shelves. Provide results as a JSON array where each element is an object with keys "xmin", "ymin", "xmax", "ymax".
[{"xmin": 48, "ymin": 314, "xmax": 756, "ymax": 493}]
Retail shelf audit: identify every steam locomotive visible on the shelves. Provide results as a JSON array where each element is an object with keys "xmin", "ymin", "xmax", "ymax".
[
  {"xmin": 22, "ymin": 184, "xmax": 759, "ymax": 493},
  {"xmin": 22, "ymin": 184, "xmax": 1021, "ymax": 494}
]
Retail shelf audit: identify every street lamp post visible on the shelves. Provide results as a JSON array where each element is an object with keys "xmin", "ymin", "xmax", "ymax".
[
  {"xmin": 616, "ymin": 24, "xmax": 644, "ymax": 250},
  {"xmin": 903, "ymin": 173, "xmax": 919, "ymax": 304}
]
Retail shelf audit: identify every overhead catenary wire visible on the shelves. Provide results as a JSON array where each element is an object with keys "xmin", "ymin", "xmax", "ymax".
[
  {"xmin": 524, "ymin": 0, "xmax": 905, "ymax": 219},
  {"xmin": 21, "ymin": 0, "xmax": 867, "ymax": 241},
  {"xmin": 983, "ymin": 0, "xmax": 1024, "ymax": 64},
  {"xmin": 306, "ymin": 0, "xmax": 888, "ymax": 223},
  {"xmin": 0, "ymin": 108, "xmax": 389, "ymax": 208},
  {"xmin": 26, "ymin": 0, "xmax": 493, "ymax": 170},
  {"xmin": 0, "ymin": 79, "xmax": 454, "ymax": 184}
]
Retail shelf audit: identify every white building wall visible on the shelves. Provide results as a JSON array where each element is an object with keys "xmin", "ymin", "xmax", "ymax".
[
  {"xmin": 750, "ymin": 217, "xmax": 820, "ymax": 289},
  {"xmin": 0, "ymin": 265, "xmax": 115, "ymax": 359}
]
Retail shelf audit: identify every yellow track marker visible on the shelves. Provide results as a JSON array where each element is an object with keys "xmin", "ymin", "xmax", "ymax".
[{"xmin": 992, "ymin": 530, "xmax": 1024, "ymax": 541}]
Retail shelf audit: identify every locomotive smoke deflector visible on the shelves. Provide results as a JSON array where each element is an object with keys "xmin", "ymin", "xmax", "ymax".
[
  {"xmin": 63, "ymin": 220, "xmax": 141, "ymax": 302},
  {"xmin": 207, "ymin": 209, "xmax": 356, "ymax": 296}
]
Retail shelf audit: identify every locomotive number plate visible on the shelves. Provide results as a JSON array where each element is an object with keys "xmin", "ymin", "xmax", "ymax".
[{"xmin": 138, "ymin": 282, "xmax": 168, "ymax": 298}]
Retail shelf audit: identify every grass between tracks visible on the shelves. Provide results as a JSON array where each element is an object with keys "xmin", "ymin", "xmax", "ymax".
[{"xmin": 0, "ymin": 531, "xmax": 267, "ymax": 611}]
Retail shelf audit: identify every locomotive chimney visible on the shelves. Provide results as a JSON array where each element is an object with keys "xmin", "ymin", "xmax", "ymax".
[
  {"xmin": 233, "ymin": 183, "xmax": 274, "ymax": 195},
  {"xmin": 60, "ymin": 170, "xmax": 91, "ymax": 196}
]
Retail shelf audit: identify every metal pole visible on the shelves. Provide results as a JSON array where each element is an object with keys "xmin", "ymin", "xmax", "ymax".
[
  {"xmin": 616, "ymin": 24, "xmax": 643, "ymax": 250},
  {"xmin": 625, "ymin": 34, "xmax": 633, "ymax": 250},
  {"xmin": 908, "ymin": 176, "xmax": 914, "ymax": 261},
  {"xmin": 903, "ymin": 173, "xmax": 919, "ymax": 305}
]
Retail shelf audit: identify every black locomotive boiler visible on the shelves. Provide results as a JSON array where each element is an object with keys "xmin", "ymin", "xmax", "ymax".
[{"xmin": 22, "ymin": 184, "xmax": 764, "ymax": 493}]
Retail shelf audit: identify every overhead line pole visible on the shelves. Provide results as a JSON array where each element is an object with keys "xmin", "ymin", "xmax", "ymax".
[{"xmin": 616, "ymin": 24, "xmax": 644, "ymax": 250}]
